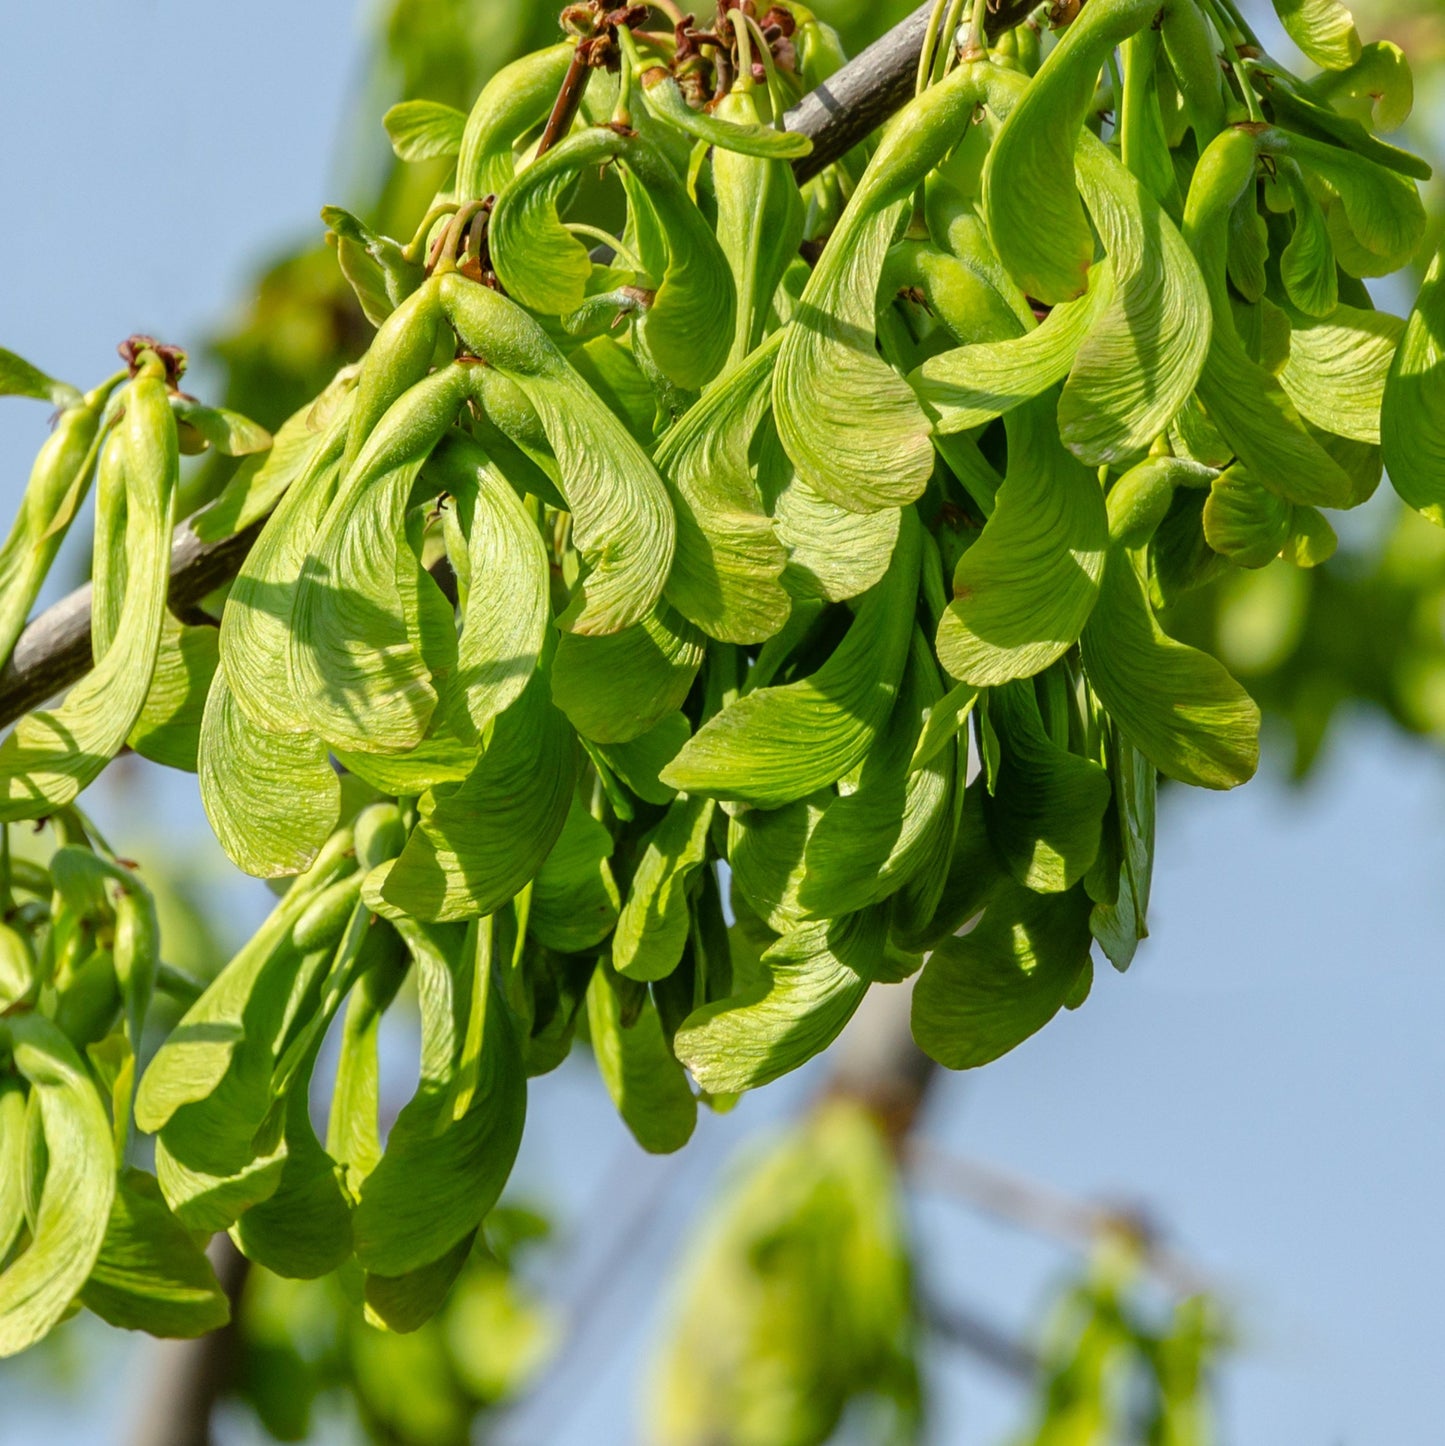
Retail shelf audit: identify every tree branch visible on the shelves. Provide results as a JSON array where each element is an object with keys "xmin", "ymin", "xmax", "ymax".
[
  {"xmin": 0, "ymin": 0, "xmax": 1038, "ymax": 730},
  {"xmin": 788, "ymin": 0, "xmax": 1042, "ymax": 182},
  {"xmin": 0, "ymin": 521, "xmax": 257, "ymax": 732},
  {"xmin": 125, "ymin": 1235, "xmax": 250, "ymax": 1446}
]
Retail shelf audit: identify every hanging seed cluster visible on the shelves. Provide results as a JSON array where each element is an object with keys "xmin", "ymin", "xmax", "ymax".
[
  {"xmin": 0, "ymin": 0, "xmax": 1441, "ymax": 1344},
  {"xmin": 0, "ymin": 818, "xmax": 230, "ymax": 1351}
]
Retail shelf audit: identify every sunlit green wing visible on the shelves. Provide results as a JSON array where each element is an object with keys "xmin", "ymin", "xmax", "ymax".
[
  {"xmin": 136, "ymin": 831, "xmax": 354, "ymax": 1135},
  {"xmin": 913, "ymin": 264, "xmax": 1111, "ymax": 434},
  {"xmin": 753, "ymin": 413, "xmax": 901, "ymax": 604},
  {"xmin": 713, "ymin": 87, "xmax": 806, "ymax": 365},
  {"xmin": 324, "ymin": 934, "xmax": 408, "ymax": 1203},
  {"xmin": 88, "ymin": 435, "xmax": 218, "ymax": 772},
  {"xmin": 79, "ymin": 1169, "xmax": 229, "ymax": 1337},
  {"xmin": 615, "ymin": 142, "xmax": 735, "ymax": 392},
  {"xmin": 1278, "ymin": 163, "xmax": 1339, "ymax": 318},
  {"xmin": 528, "ymin": 800, "xmax": 620, "ymax": 953},
  {"xmin": 912, "ymin": 882, "xmax": 1094, "ymax": 1069},
  {"xmin": 1183, "ymin": 128, "xmax": 1356, "ymax": 509},
  {"xmin": 1061, "ymin": 131, "xmax": 1212, "ymax": 466},
  {"xmin": 981, "ymin": 681, "xmax": 1110, "ymax": 894},
  {"xmin": 0, "ymin": 375, "xmax": 177, "ymax": 820},
  {"xmin": 441, "ymin": 275, "xmax": 675, "ymax": 635},
  {"xmin": 1201, "ymin": 465, "xmax": 1293, "ymax": 567},
  {"xmin": 455, "ymin": 42, "xmax": 575, "ymax": 200},
  {"xmin": 650, "ymin": 333, "xmax": 790, "ymax": 643},
  {"xmin": 426, "ymin": 435, "xmax": 549, "ymax": 739},
  {"xmin": 796, "ymin": 629, "xmax": 956, "ymax": 922},
  {"xmin": 587, "ymin": 962, "xmax": 696, "ymax": 1154},
  {"xmin": 728, "ymin": 793, "xmax": 831, "ymax": 934},
  {"xmin": 1310, "ymin": 38, "xmax": 1414, "ymax": 132},
  {"xmin": 1254, "ymin": 126, "xmax": 1426, "ymax": 278},
  {"xmin": 597, "ymin": 710, "xmax": 692, "ymax": 806},
  {"xmin": 983, "ymin": 0, "xmax": 1160, "ymax": 305},
  {"xmin": 354, "ymin": 920, "xmax": 526, "ymax": 1277},
  {"xmin": 1081, "ymin": 544, "xmax": 1260, "ymax": 790},
  {"xmin": 0, "ymin": 1082, "xmax": 27, "ymax": 1263},
  {"xmin": 614, "ymin": 794, "xmax": 714, "ymax": 982},
  {"xmin": 1382, "ymin": 247, "xmax": 1445, "ymax": 523},
  {"xmin": 0, "ymin": 346, "xmax": 82, "ymax": 407},
  {"xmin": 1279, "ymin": 302, "xmax": 1403, "ymax": 446},
  {"xmin": 0, "ymin": 383, "xmax": 107, "ymax": 670},
  {"xmin": 661, "ymin": 510, "xmax": 920, "ymax": 808},
  {"xmin": 289, "ymin": 365, "xmax": 470, "ymax": 755},
  {"xmin": 0, "ymin": 1014, "xmax": 116, "ymax": 1356},
  {"xmin": 383, "ymin": 97, "xmax": 465, "ymax": 161},
  {"xmin": 775, "ymin": 60, "xmax": 1024, "ymax": 513},
  {"xmin": 379, "ymin": 668, "xmax": 579, "ymax": 921},
  {"xmin": 1271, "ymin": 0, "xmax": 1361, "ymax": 72},
  {"xmin": 674, "ymin": 907, "xmax": 891, "ymax": 1094},
  {"xmin": 230, "ymin": 1032, "xmax": 356, "ymax": 1280},
  {"xmin": 552, "ymin": 603, "xmax": 704, "ymax": 744},
  {"xmin": 936, "ymin": 394, "xmax": 1107, "ymax": 687},
  {"xmin": 198, "ymin": 672, "xmax": 340, "ymax": 880},
  {"xmin": 1084, "ymin": 720, "xmax": 1155, "ymax": 972},
  {"xmin": 489, "ymin": 125, "xmax": 733, "ymax": 390},
  {"xmin": 638, "ymin": 70, "xmax": 812, "ymax": 159}
]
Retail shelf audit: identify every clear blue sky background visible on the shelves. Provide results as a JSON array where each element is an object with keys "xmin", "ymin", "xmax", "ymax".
[{"xmin": 2, "ymin": 4, "xmax": 1443, "ymax": 1444}]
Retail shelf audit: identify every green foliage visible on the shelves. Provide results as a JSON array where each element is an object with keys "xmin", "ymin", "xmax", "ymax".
[
  {"xmin": 0, "ymin": 817, "xmax": 227, "ymax": 1355},
  {"xmin": 0, "ymin": 0, "xmax": 1439, "ymax": 1410}
]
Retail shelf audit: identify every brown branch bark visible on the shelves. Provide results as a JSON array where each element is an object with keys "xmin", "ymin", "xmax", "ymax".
[{"xmin": 125, "ymin": 1235, "xmax": 250, "ymax": 1446}]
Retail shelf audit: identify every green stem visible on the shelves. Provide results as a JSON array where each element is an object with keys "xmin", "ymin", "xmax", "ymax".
[
  {"xmin": 1214, "ymin": 0, "xmax": 1261, "ymax": 49},
  {"xmin": 743, "ymin": 12, "xmax": 784, "ymax": 120},
  {"xmin": 916, "ymin": 0, "xmax": 950, "ymax": 95},
  {"xmin": 934, "ymin": 0, "xmax": 969, "ymax": 79},
  {"xmin": 960, "ymin": 0, "xmax": 991, "ymax": 62},
  {"xmin": 564, "ymin": 223, "xmax": 651, "ymax": 278},
  {"xmin": 1203, "ymin": 0, "xmax": 1265, "ymax": 123},
  {"xmin": 614, "ymin": 26, "xmax": 635, "ymax": 124},
  {"xmin": 403, "ymin": 201, "xmax": 459, "ymax": 264},
  {"xmin": 729, "ymin": 7, "xmax": 755, "ymax": 92}
]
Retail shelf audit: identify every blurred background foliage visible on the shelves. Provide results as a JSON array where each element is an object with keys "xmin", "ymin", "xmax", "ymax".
[{"xmin": 7, "ymin": 0, "xmax": 1441, "ymax": 1442}]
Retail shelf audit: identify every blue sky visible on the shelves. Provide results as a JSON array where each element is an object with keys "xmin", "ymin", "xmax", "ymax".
[{"xmin": 2, "ymin": 4, "xmax": 1443, "ymax": 1443}]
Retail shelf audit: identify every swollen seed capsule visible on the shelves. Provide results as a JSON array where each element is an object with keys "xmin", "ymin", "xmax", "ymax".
[
  {"xmin": 53, "ymin": 949, "xmax": 120, "ymax": 1047},
  {"xmin": 292, "ymin": 875, "xmax": 363, "ymax": 953},
  {"xmin": 354, "ymin": 803, "xmax": 407, "ymax": 873}
]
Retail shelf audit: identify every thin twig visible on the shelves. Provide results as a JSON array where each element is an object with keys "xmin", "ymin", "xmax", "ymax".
[
  {"xmin": 904, "ymin": 1138, "xmax": 1217, "ymax": 1298},
  {"xmin": 922, "ymin": 1291, "xmax": 1040, "ymax": 1382}
]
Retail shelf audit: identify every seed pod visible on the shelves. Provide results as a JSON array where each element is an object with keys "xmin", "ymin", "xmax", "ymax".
[
  {"xmin": 455, "ymin": 42, "xmax": 576, "ymax": 200},
  {"xmin": 53, "ymin": 947, "xmax": 121, "ymax": 1049},
  {"xmin": 0, "ymin": 382, "xmax": 111, "ymax": 669},
  {"xmin": 0, "ymin": 364, "xmax": 178, "ymax": 820},
  {"xmin": 0, "ymin": 1012, "xmax": 115, "ymax": 1358},
  {"xmin": 712, "ymin": 87, "xmax": 805, "ymax": 366},
  {"xmin": 440, "ymin": 273, "xmax": 676, "ymax": 635}
]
